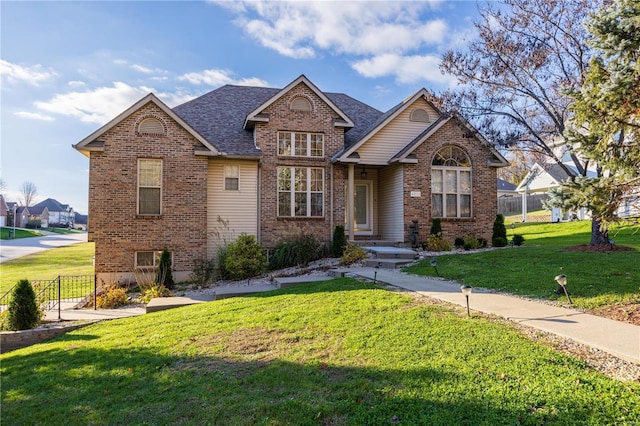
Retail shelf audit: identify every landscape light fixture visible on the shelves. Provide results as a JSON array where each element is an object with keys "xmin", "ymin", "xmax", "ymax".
[
  {"xmin": 460, "ymin": 285, "xmax": 472, "ymax": 317},
  {"xmin": 360, "ymin": 167, "xmax": 367, "ymax": 179},
  {"xmin": 374, "ymin": 263, "xmax": 380, "ymax": 284},
  {"xmin": 430, "ymin": 258, "xmax": 439, "ymax": 276},
  {"xmin": 554, "ymin": 274, "xmax": 573, "ymax": 304}
]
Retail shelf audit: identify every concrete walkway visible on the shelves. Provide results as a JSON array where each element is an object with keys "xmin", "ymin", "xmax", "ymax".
[
  {"xmin": 347, "ymin": 267, "xmax": 640, "ymax": 365},
  {"xmin": 0, "ymin": 232, "xmax": 88, "ymax": 263}
]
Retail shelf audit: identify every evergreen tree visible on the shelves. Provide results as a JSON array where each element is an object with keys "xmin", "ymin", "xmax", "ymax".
[
  {"xmin": 492, "ymin": 214, "xmax": 508, "ymax": 247},
  {"xmin": 155, "ymin": 247, "xmax": 175, "ymax": 289},
  {"xmin": 331, "ymin": 225, "xmax": 347, "ymax": 257},
  {"xmin": 8, "ymin": 279, "xmax": 42, "ymax": 330},
  {"xmin": 558, "ymin": 0, "xmax": 640, "ymax": 242}
]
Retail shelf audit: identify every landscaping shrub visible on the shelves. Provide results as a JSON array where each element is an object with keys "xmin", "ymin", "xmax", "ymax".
[
  {"xmin": 95, "ymin": 283, "xmax": 129, "ymax": 309},
  {"xmin": 454, "ymin": 237, "xmax": 465, "ymax": 248},
  {"xmin": 492, "ymin": 214, "xmax": 508, "ymax": 247},
  {"xmin": 330, "ymin": 225, "xmax": 347, "ymax": 257},
  {"xmin": 477, "ymin": 237, "xmax": 488, "ymax": 248},
  {"xmin": 223, "ymin": 233, "xmax": 266, "ymax": 280},
  {"xmin": 155, "ymin": 247, "xmax": 175, "ymax": 289},
  {"xmin": 189, "ymin": 258, "xmax": 216, "ymax": 286},
  {"xmin": 424, "ymin": 233, "xmax": 452, "ymax": 252},
  {"xmin": 429, "ymin": 218, "xmax": 442, "ymax": 235},
  {"xmin": 512, "ymin": 234, "xmax": 525, "ymax": 246},
  {"xmin": 7, "ymin": 279, "xmax": 42, "ymax": 330},
  {"xmin": 463, "ymin": 234, "xmax": 481, "ymax": 250},
  {"xmin": 0, "ymin": 310, "xmax": 9, "ymax": 331},
  {"xmin": 269, "ymin": 233, "xmax": 326, "ymax": 270},
  {"xmin": 340, "ymin": 242, "xmax": 367, "ymax": 265}
]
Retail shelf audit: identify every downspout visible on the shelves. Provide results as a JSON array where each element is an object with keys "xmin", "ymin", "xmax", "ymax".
[
  {"xmin": 330, "ymin": 162, "xmax": 334, "ymax": 243},
  {"xmin": 257, "ymin": 161, "xmax": 262, "ymax": 243}
]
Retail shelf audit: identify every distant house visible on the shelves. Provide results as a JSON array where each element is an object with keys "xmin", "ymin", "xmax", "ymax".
[
  {"xmin": 7, "ymin": 204, "xmax": 31, "ymax": 228},
  {"xmin": 74, "ymin": 212, "xmax": 88, "ymax": 230},
  {"xmin": 27, "ymin": 206, "xmax": 50, "ymax": 228},
  {"xmin": 0, "ymin": 195, "xmax": 8, "ymax": 227},
  {"xmin": 74, "ymin": 74, "xmax": 508, "ymax": 284},
  {"xmin": 32, "ymin": 198, "xmax": 74, "ymax": 227},
  {"xmin": 497, "ymin": 178, "xmax": 517, "ymax": 198}
]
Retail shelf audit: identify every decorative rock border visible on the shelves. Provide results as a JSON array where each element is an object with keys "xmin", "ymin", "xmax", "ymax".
[{"xmin": 0, "ymin": 320, "xmax": 99, "ymax": 353}]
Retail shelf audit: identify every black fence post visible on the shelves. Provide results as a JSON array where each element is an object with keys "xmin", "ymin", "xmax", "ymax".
[{"xmin": 57, "ymin": 276, "xmax": 61, "ymax": 321}]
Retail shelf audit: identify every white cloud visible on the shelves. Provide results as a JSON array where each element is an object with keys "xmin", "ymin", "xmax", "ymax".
[
  {"xmin": 14, "ymin": 111, "xmax": 55, "ymax": 122},
  {"xmin": 178, "ymin": 69, "xmax": 268, "ymax": 87},
  {"xmin": 352, "ymin": 53, "xmax": 456, "ymax": 86},
  {"xmin": 33, "ymin": 82, "xmax": 150, "ymax": 124},
  {"xmin": 219, "ymin": 2, "xmax": 447, "ymax": 58},
  {"xmin": 131, "ymin": 64, "xmax": 153, "ymax": 74},
  {"xmin": 68, "ymin": 80, "xmax": 87, "ymax": 88},
  {"xmin": 0, "ymin": 59, "xmax": 57, "ymax": 86}
]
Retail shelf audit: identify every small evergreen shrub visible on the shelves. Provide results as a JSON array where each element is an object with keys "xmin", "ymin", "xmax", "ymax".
[
  {"xmin": 224, "ymin": 233, "xmax": 266, "ymax": 280},
  {"xmin": 331, "ymin": 225, "xmax": 347, "ymax": 257},
  {"xmin": 7, "ymin": 279, "xmax": 42, "ymax": 330},
  {"xmin": 95, "ymin": 283, "xmax": 129, "ymax": 309},
  {"xmin": 512, "ymin": 234, "xmax": 525, "ymax": 246},
  {"xmin": 492, "ymin": 237, "xmax": 508, "ymax": 247},
  {"xmin": 424, "ymin": 233, "xmax": 452, "ymax": 252},
  {"xmin": 430, "ymin": 218, "xmax": 442, "ymax": 235},
  {"xmin": 340, "ymin": 242, "xmax": 367, "ymax": 265},
  {"xmin": 463, "ymin": 234, "xmax": 481, "ymax": 251},
  {"xmin": 477, "ymin": 237, "xmax": 488, "ymax": 248},
  {"xmin": 454, "ymin": 237, "xmax": 465, "ymax": 248},
  {"xmin": 492, "ymin": 214, "xmax": 508, "ymax": 247},
  {"xmin": 155, "ymin": 247, "xmax": 175, "ymax": 289},
  {"xmin": 190, "ymin": 258, "xmax": 216, "ymax": 286}
]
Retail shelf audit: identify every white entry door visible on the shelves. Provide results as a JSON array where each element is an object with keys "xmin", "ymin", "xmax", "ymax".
[{"xmin": 354, "ymin": 181, "xmax": 372, "ymax": 233}]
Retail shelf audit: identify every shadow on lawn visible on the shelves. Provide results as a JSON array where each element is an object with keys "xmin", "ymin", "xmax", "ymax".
[{"xmin": 1, "ymin": 342, "xmax": 621, "ymax": 425}]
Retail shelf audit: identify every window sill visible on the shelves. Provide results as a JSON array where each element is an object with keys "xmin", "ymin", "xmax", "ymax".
[
  {"xmin": 136, "ymin": 214, "xmax": 162, "ymax": 219},
  {"xmin": 277, "ymin": 216, "xmax": 325, "ymax": 221}
]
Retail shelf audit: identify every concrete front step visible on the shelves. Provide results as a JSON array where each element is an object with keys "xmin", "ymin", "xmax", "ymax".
[
  {"xmin": 364, "ymin": 258, "xmax": 413, "ymax": 269},
  {"xmin": 364, "ymin": 246, "xmax": 418, "ymax": 260},
  {"xmin": 273, "ymin": 275, "xmax": 333, "ymax": 289},
  {"xmin": 146, "ymin": 294, "xmax": 215, "ymax": 313}
]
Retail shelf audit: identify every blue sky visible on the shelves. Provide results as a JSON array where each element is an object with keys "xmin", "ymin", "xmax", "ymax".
[{"xmin": 1, "ymin": 1, "xmax": 481, "ymax": 214}]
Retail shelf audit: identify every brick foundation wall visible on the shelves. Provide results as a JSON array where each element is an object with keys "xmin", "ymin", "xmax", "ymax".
[
  {"xmin": 255, "ymin": 83, "xmax": 346, "ymax": 247},
  {"xmin": 88, "ymin": 102, "xmax": 208, "ymax": 282},
  {"xmin": 403, "ymin": 119, "xmax": 499, "ymax": 244}
]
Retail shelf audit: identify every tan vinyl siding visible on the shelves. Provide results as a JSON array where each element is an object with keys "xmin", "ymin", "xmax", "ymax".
[
  {"xmin": 357, "ymin": 99, "xmax": 438, "ymax": 164},
  {"xmin": 378, "ymin": 164, "xmax": 404, "ymax": 241},
  {"xmin": 207, "ymin": 160, "xmax": 259, "ymax": 258}
]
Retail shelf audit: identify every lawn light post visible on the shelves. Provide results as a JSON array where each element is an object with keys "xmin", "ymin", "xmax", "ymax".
[
  {"xmin": 374, "ymin": 263, "xmax": 380, "ymax": 284},
  {"xmin": 460, "ymin": 285, "xmax": 472, "ymax": 317},
  {"xmin": 554, "ymin": 274, "xmax": 573, "ymax": 305},
  {"xmin": 430, "ymin": 258, "xmax": 439, "ymax": 276}
]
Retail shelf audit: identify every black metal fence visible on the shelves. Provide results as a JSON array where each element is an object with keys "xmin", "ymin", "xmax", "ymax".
[{"xmin": 0, "ymin": 275, "xmax": 96, "ymax": 320}]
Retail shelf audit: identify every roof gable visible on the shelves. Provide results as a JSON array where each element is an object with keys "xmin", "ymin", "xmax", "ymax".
[
  {"xmin": 73, "ymin": 93, "xmax": 220, "ymax": 157},
  {"xmin": 243, "ymin": 75, "xmax": 355, "ymax": 130}
]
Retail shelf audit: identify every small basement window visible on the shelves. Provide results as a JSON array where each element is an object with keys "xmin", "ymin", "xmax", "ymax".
[{"xmin": 138, "ymin": 117, "xmax": 166, "ymax": 135}]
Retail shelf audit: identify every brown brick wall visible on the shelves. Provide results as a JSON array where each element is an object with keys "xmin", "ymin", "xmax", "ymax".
[
  {"xmin": 255, "ymin": 83, "xmax": 346, "ymax": 247},
  {"xmin": 403, "ymin": 119, "xmax": 499, "ymax": 243},
  {"xmin": 88, "ymin": 102, "xmax": 208, "ymax": 282}
]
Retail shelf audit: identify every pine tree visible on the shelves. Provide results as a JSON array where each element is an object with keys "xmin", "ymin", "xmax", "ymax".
[
  {"xmin": 155, "ymin": 247, "xmax": 175, "ymax": 289},
  {"xmin": 8, "ymin": 279, "xmax": 42, "ymax": 330}
]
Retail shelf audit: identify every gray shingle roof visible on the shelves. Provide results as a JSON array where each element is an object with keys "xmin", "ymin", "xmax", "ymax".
[
  {"xmin": 172, "ymin": 84, "xmax": 382, "ymax": 157},
  {"xmin": 33, "ymin": 198, "xmax": 68, "ymax": 212}
]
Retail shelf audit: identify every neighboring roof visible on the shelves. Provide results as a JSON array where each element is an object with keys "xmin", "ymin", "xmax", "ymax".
[
  {"xmin": 33, "ymin": 198, "xmax": 69, "ymax": 212},
  {"xmin": 516, "ymin": 163, "xmax": 577, "ymax": 192},
  {"xmin": 73, "ymin": 93, "xmax": 220, "ymax": 158},
  {"xmin": 0, "ymin": 195, "xmax": 8, "ymax": 216},
  {"xmin": 497, "ymin": 178, "xmax": 517, "ymax": 192},
  {"xmin": 173, "ymin": 82, "xmax": 382, "ymax": 157},
  {"xmin": 28, "ymin": 206, "xmax": 49, "ymax": 216},
  {"xmin": 75, "ymin": 212, "xmax": 88, "ymax": 224}
]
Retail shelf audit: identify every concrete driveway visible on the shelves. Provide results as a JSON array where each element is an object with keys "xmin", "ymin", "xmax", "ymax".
[{"xmin": 0, "ymin": 232, "xmax": 88, "ymax": 263}]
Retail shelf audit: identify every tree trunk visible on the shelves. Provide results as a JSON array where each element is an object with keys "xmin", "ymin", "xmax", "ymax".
[{"xmin": 589, "ymin": 216, "xmax": 610, "ymax": 246}]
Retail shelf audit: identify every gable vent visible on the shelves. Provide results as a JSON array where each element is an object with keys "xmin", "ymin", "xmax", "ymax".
[
  {"xmin": 410, "ymin": 108, "xmax": 430, "ymax": 123},
  {"xmin": 138, "ymin": 117, "xmax": 166, "ymax": 135},
  {"xmin": 291, "ymin": 97, "xmax": 312, "ymax": 112}
]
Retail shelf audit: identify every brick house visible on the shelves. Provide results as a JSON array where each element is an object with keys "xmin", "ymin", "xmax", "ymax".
[{"xmin": 74, "ymin": 75, "xmax": 508, "ymax": 284}]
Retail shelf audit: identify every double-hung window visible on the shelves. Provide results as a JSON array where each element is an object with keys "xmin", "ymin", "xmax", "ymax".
[
  {"xmin": 431, "ymin": 146, "xmax": 472, "ymax": 218},
  {"xmin": 278, "ymin": 132, "xmax": 324, "ymax": 157},
  {"xmin": 278, "ymin": 167, "xmax": 324, "ymax": 217},
  {"xmin": 138, "ymin": 159, "xmax": 162, "ymax": 215},
  {"xmin": 224, "ymin": 165, "xmax": 239, "ymax": 190}
]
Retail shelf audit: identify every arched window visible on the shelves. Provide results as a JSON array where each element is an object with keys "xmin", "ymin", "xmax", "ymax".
[
  {"xmin": 410, "ymin": 108, "xmax": 430, "ymax": 123},
  {"xmin": 137, "ymin": 117, "xmax": 166, "ymax": 136},
  {"xmin": 431, "ymin": 146, "xmax": 472, "ymax": 218},
  {"xmin": 290, "ymin": 96, "xmax": 312, "ymax": 112}
]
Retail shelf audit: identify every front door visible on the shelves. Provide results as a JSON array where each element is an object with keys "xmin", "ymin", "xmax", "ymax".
[{"xmin": 354, "ymin": 181, "xmax": 372, "ymax": 234}]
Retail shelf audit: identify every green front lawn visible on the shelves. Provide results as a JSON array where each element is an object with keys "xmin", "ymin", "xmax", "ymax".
[
  {"xmin": 0, "ymin": 242, "xmax": 95, "ymax": 295},
  {"xmin": 2, "ymin": 279, "xmax": 638, "ymax": 425},
  {"xmin": 0, "ymin": 227, "xmax": 42, "ymax": 239},
  {"xmin": 406, "ymin": 221, "xmax": 640, "ymax": 309}
]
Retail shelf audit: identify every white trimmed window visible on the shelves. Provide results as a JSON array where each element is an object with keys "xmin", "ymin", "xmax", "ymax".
[
  {"xmin": 278, "ymin": 167, "xmax": 324, "ymax": 217},
  {"xmin": 224, "ymin": 165, "xmax": 239, "ymax": 190},
  {"xmin": 138, "ymin": 159, "xmax": 162, "ymax": 215},
  {"xmin": 431, "ymin": 146, "xmax": 472, "ymax": 218},
  {"xmin": 278, "ymin": 132, "xmax": 324, "ymax": 158}
]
